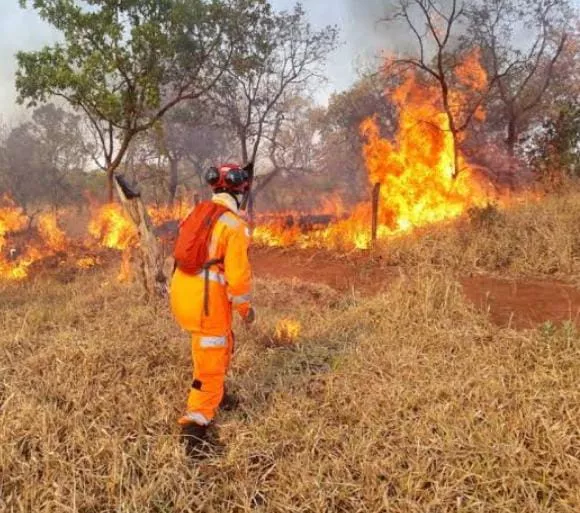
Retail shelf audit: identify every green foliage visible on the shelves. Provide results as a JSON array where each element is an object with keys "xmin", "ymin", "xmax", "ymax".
[
  {"xmin": 18, "ymin": 0, "xmax": 266, "ymax": 126},
  {"xmin": 527, "ymin": 102, "xmax": 580, "ymax": 180},
  {"xmin": 16, "ymin": 0, "xmax": 270, "ymax": 190}
]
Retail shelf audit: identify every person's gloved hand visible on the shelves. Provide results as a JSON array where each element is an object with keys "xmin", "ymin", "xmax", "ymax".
[{"xmin": 243, "ymin": 307, "xmax": 256, "ymax": 325}]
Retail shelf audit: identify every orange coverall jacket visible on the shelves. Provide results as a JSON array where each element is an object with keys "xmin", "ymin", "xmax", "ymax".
[{"xmin": 170, "ymin": 193, "xmax": 253, "ymax": 335}]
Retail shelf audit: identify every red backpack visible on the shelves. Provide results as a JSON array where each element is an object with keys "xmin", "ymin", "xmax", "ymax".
[{"xmin": 173, "ymin": 201, "xmax": 229, "ymax": 275}]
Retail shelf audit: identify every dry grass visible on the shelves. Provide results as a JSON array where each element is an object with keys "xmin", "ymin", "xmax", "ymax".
[
  {"xmin": 1, "ymin": 257, "xmax": 578, "ymax": 511},
  {"xmin": 378, "ymin": 191, "xmax": 580, "ymax": 282}
]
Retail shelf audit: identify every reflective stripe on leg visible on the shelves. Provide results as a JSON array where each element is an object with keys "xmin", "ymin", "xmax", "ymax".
[
  {"xmin": 200, "ymin": 335, "xmax": 227, "ymax": 348},
  {"xmin": 178, "ymin": 412, "xmax": 211, "ymax": 426}
]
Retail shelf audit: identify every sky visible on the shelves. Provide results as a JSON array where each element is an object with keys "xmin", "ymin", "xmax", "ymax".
[
  {"xmin": 2, "ymin": 0, "xmax": 577, "ymax": 123},
  {"xmin": 0, "ymin": 0, "xmax": 393, "ymax": 123}
]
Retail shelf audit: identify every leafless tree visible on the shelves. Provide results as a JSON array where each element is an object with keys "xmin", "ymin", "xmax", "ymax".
[
  {"xmin": 469, "ymin": 0, "xmax": 571, "ymax": 157},
  {"xmin": 208, "ymin": 4, "xmax": 338, "ymax": 211},
  {"xmin": 384, "ymin": 0, "xmax": 499, "ymax": 178}
]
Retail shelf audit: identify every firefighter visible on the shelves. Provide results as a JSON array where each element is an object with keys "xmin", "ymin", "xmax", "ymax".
[{"xmin": 170, "ymin": 163, "xmax": 254, "ymax": 453}]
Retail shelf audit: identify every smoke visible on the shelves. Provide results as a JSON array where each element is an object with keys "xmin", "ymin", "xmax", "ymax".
[
  {"xmin": 343, "ymin": 0, "xmax": 416, "ymax": 72},
  {"xmin": 0, "ymin": 4, "xmax": 60, "ymax": 122}
]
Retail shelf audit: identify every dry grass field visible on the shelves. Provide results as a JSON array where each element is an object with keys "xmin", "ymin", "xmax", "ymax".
[{"xmin": 1, "ymin": 192, "xmax": 580, "ymax": 512}]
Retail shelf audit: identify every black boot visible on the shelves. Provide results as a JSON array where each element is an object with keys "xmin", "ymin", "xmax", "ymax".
[
  {"xmin": 220, "ymin": 391, "xmax": 240, "ymax": 412},
  {"xmin": 180, "ymin": 423, "xmax": 211, "ymax": 459}
]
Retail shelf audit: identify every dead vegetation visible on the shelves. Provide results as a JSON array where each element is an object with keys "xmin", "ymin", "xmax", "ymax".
[
  {"xmin": 1, "ymin": 211, "xmax": 579, "ymax": 512},
  {"xmin": 378, "ymin": 190, "xmax": 580, "ymax": 282}
]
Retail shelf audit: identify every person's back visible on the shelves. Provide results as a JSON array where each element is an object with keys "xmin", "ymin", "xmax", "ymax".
[{"xmin": 170, "ymin": 164, "xmax": 255, "ymax": 455}]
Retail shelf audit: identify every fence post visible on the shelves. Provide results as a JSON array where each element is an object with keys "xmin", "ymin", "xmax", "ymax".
[{"xmin": 371, "ymin": 182, "xmax": 381, "ymax": 244}]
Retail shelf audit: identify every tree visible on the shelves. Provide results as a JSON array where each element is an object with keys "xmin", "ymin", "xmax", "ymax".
[
  {"xmin": 320, "ymin": 72, "xmax": 399, "ymax": 203},
  {"xmin": 122, "ymin": 102, "xmax": 234, "ymax": 205},
  {"xmin": 261, "ymin": 97, "xmax": 323, "ymax": 191},
  {"xmin": 29, "ymin": 104, "xmax": 88, "ymax": 207},
  {"xmin": 384, "ymin": 0, "xmax": 496, "ymax": 179},
  {"xmin": 526, "ymin": 101, "xmax": 580, "ymax": 185},
  {"xmin": 154, "ymin": 104, "xmax": 234, "ymax": 204},
  {"xmin": 16, "ymin": 0, "xmax": 270, "ymax": 201},
  {"xmin": 0, "ymin": 123, "xmax": 46, "ymax": 212},
  {"xmin": 0, "ymin": 104, "xmax": 86, "ymax": 210},
  {"xmin": 208, "ymin": 3, "xmax": 339, "ymax": 209},
  {"xmin": 469, "ymin": 0, "xmax": 571, "ymax": 157}
]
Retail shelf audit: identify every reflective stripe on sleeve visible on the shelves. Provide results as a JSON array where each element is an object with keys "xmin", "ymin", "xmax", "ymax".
[
  {"xmin": 200, "ymin": 336, "xmax": 228, "ymax": 348},
  {"xmin": 230, "ymin": 293, "xmax": 252, "ymax": 305}
]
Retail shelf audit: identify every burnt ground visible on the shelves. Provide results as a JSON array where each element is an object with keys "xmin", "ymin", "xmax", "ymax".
[{"xmin": 251, "ymin": 247, "xmax": 580, "ymax": 330}]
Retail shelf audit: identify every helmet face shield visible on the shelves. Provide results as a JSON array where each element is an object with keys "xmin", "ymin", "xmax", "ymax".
[
  {"xmin": 205, "ymin": 163, "xmax": 249, "ymax": 193},
  {"xmin": 205, "ymin": 167, "xmax": 221, "ymax": 187},
  {"xmin": 225, "ymin": 168, "xmax": 249, "ymax": 189}
]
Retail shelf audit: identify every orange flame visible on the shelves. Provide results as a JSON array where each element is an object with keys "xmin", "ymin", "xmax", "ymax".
[
  {"xmin": 0, "ymin": 196, "xmax": 28, "ymax": 251},
  {"xmin": 275, "ymin": 319, "xmax": 301, "ymax": 343},
  {"xmin": 87, "ymin": 204, "xmax": 137, "ymax": 281},
  {"xmin": 88, "ymin": 204, "xmax": 136, "ymax": 251},
  {"xmin": 0, "ymin": 198, "xmax": 46, "ymax": 280},
  {"xmin": 254, "ymin": 53, "xmax": 495, "ymax": 249},
  {"xmin": 37, "ymin": 212, "xmax": 68, "ymax": 253},
  {"xmin": 148, "ymin": 202, "xmax": 192, "ymax": 226},
  {"xmin": 76, "ymin": 256, "xmax": 100, "ymax": 269}
]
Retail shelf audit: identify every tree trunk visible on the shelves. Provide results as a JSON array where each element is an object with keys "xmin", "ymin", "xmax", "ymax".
[
  {"xmin": 241, "ymin": 136, "xmax": 249, "ymax": 164},
  {"xmin": 506, "ymin": 118, "xmax": 517, "ymax": 157},
  {"xmin": 371, "ymin": 183, "xmax": 381, "ymax": 244},
  {"xmin": 248, "ymin": 192, "xmax": 255, "ymax": 224},
  {"xmin": 506, "ymin": 117, "xmax": 518, "ymax": 189},
  {"xmin": 107, "ymin": 166, "xmax": 115, "ymax": 203},
  {"xmin": 168, "ymin": 157, "xmax": 179, "ymax": 206},
  {"xmin": 452, "ymin": 133, "xmax": 460, "ymax": 180},
  {"xmin": 113, "ymin": 177, "xmax": 165, "ymax": 299},
  {"xmin": 106, "ymin": 131, "xmax": 134, "ymax": 203}
]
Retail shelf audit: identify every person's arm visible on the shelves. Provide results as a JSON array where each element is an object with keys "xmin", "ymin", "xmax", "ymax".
[{"xmin": 224, "ymin": 223, "xmax": 253, "ymax": 320}]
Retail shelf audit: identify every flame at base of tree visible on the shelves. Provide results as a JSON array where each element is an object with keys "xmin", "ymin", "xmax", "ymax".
[
  {"xmin": 359, "ymin": 73, "xmax": 489, "ymax": 237},
  {"xmin": 255, "ymin": 59, "xmax": 501, "ymax": 250},
  {"xmin": 88, "ymin": 204, "xmax": 136, "ymax": 252},
  {"xmin": 37, "ymin": 212, "xmax": 68, "ymax": 253}
]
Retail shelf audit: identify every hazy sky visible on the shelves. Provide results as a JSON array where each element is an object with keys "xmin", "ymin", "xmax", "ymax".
[
  {"xmin": 0, "ymin": 0, "xmax": 393, "ymax": 123},
  {"xmin": 2, "ymin": 0, "xmax": 577, "ymax": 122}
]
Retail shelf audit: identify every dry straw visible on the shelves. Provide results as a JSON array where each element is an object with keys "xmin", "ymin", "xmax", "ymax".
[{"xmin": 1, "ymin": 192, "xmax": 579, "ymax": 512}]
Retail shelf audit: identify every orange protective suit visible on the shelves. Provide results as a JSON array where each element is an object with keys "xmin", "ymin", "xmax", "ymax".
[{"xmin": 170, "ymin": 193, "xmax": 252, "ymax": 426}]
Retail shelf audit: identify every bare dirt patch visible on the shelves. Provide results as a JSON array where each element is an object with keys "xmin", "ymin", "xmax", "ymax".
[
  {"xmin": 461, "ymin": 276, "xmax": 580, "ymax": 329},
  {"xmin": 252, "ymin": 247, "xmax": 580, "ymax": 329}
]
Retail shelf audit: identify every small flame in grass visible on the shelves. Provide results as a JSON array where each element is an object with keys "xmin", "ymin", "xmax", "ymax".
[
  {"xmin": 275, "ymin": 319, "xmax": 301, "ymax": 343},
  {"xmin": 1, "ymin": 199, "xmax": 72, "ymax": 280},
  {"xmin": 0, "ymin": 247, "xmax": 43, "ymax": 281},
  {"xmin": 148, "ymin": 203, "xmax": 192, "ymax": 226},
  {"xmin": 76, "ymin": 256, "xmax": 100, "ymax": 269}
]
